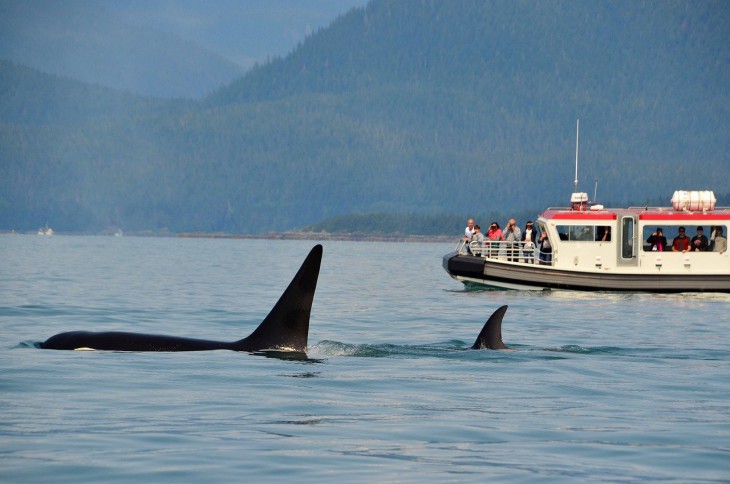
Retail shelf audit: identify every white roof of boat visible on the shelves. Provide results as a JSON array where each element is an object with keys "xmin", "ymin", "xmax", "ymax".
[{"xmin": 540, "ymin": 206, "xmax": 730, "ymax": 222}]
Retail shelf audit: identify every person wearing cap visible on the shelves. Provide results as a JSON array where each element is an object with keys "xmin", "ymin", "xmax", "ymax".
[
  {"xmin": 521, "ymin": 221, "xmax": 538, "ymax": 263},
  {"xmin": 690, "ymin": 226, "xmax": 709, "ymax": 252}
]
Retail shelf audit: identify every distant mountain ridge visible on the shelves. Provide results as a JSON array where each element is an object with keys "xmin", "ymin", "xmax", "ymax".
[
  {"xmin": 0, "ymin": 0, "xmax": 367, "ymax": 98},
  {"xmin": 0, "ymin": 0, "xmax": 243, "ymax": 98},
  {"xmin": 1, "ymin": 0, "xmax": 728, "ymax": 234},
  {"xmin": 0, "ymin": 60, "xmax": 182, "ymax": 126}
]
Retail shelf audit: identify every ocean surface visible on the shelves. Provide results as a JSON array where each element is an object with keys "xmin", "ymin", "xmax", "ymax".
[{"xmin": 1, "ymin": 235, "xmax": 729, "ymax": 482}]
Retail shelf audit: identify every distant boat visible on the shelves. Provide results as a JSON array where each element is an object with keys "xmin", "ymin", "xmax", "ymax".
[{"xmin": 37, "ymin": 224, "xmax": 54, "ymax": 236}]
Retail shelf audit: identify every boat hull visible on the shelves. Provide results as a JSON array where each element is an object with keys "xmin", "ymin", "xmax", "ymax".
[{"xmin": 442, "ymin": 252, "xmax": 730, "ymax": 293}]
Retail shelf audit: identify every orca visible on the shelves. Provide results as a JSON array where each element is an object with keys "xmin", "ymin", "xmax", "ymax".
[
  {"xmin": 471, "ymin": 305, "xmax": 509, "ymax": 350},
  {"xmin": 40, "ymin": 245, "xmax": 322, "ymax": 352}
]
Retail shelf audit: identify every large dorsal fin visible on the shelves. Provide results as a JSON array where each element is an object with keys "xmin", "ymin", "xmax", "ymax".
[
  {"xmin": 471, "ymin": 305, "xmax": 509, "ymax": 350},
  {"xmin": 234, "ymin": 244, "xmax": 322, "ymax": 352}
]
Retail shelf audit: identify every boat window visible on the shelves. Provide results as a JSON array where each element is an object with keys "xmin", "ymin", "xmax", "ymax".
[
  {"xmin": 596, "ymin": 226, "xmax": 611, "ymax": 241},
  {"xmin": 642, "ymin": 224, "xmax": 729, "ymax": 252},
  {"xmin": 555, "ymin": 225, "xmax": 611, "ymax": 242},
  {"xmin": 621, "ymin": 217, "xmax": 634, "ymax": 259}
]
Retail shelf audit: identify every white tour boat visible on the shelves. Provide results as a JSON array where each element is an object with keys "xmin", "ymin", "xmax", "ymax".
[{"xmin": 443, "ymin": 190, "xmax": 729, "ymax": 292}]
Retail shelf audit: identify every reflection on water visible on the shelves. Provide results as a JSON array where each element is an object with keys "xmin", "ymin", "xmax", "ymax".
[{"xmin": 253, "ymin": 349, "xmax": 322, "ymax": 362}]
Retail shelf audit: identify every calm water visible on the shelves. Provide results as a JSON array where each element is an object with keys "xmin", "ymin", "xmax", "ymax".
[{"xmin": 1, "ymin": 235, "xmax": 729, "ymax": 482}]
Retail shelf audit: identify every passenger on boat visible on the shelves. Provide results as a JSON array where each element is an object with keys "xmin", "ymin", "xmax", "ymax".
[
  {"xmin": 538, "ymin": 231, "xmax": 552, "ymax": 265},
  {"xmin": 486, "ymin": 222, "xmax": 504, "ymax": 258},
  {"xmin": 672, "ymin": 227, "xmax": 691, "ymax": 252},
  {"xmin": 521, "ymin": 221, "xmax": 538, "ymax": 263},
  {"xmin": 503, "ymin": 219, "xmax": 521, "ymax": 262},
  {"xmin": 690, "ymin": 226, "xmax": 709, "ymax": 252},
  {"xmin": 471, "ymin": 224, "xmax": 485, "ymax": 253},
  {"xmin": 463, "ymin": 218, "xmax": 475, "ymax": 242},
  {"xmin": 711, "ymin": 226, "xmax": 727, "ymax": 253},
  {"xmin": 463, "ymin": 218, "xmax": 476, "ymax": 254},
  {"xmin": 599, "ymin": 227, "xmax": 611, "ymax": 241},
  {"xmin": 646, "ymin": 228, "xmax": 667, "ymax": 252}
]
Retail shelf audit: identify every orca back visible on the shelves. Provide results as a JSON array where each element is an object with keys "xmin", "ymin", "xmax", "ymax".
[{"xmin": 40, "ymin": 245, "xmax": 323, "ymax": 353}]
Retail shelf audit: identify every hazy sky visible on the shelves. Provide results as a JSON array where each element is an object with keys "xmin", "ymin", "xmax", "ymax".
[
  {"xmin": 0, "ymin": 0, "xmax": 371, "ymax": 96},
  {"xmin": 98, "ymin": 0, "xmax": 369, "ymax": 69}
]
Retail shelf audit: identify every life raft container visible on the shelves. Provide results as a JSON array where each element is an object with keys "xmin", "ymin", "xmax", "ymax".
[{"xmin": 671, "ymin": 190, "xmax": 716, "ymax": 212}]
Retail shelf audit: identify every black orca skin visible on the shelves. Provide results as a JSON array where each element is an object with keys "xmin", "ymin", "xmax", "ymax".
[
  {"xmin": 40, "ymin": 245, "xmax": 323, "ymax": 353},
  {"xmin": 472, "ymin": 305, "xmax": 509, "ymax": 350}
]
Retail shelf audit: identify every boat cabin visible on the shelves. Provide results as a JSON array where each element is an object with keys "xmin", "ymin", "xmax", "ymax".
[{"xmin": 537, "ymin": 191, "xmax": 728, "ymax": 276}]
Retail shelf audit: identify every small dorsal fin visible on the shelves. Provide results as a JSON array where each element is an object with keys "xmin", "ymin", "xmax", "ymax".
[{"xmin": 472, "ymin": 305, "xmax": 509, "ymax": 350}]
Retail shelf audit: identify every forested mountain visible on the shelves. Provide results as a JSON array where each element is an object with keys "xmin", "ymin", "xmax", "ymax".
[
  {"xmin": 0, "ymin": 61, "xmax": 181, "ymax": 126},
  {"xmin": 1, "ymin": 0, "xmax": 728, "ymax": 234}
]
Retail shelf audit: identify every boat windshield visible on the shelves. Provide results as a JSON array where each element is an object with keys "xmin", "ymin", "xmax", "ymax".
[{"xmin": 556, "ymin": 225, "xmax": 612, "ymax": 242}]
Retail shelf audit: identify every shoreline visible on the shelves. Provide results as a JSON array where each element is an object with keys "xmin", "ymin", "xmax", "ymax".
[
  {"xmin": 1, "ymin": 229, "xmax": 455, "ymax": 243},
  {"xmin": 177, "ymin": 231, "xmax": 455, "ymax": 243}
]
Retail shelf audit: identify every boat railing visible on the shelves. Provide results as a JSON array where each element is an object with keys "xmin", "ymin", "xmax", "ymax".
[{"xmin": 457, "ymin": 239, "xmax": 553, "ymax": 265}]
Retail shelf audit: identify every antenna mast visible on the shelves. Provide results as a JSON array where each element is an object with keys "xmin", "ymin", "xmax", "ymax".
[{"xmin": 574, "ymin": 119, "xmax": 580, "ymax": 193}]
